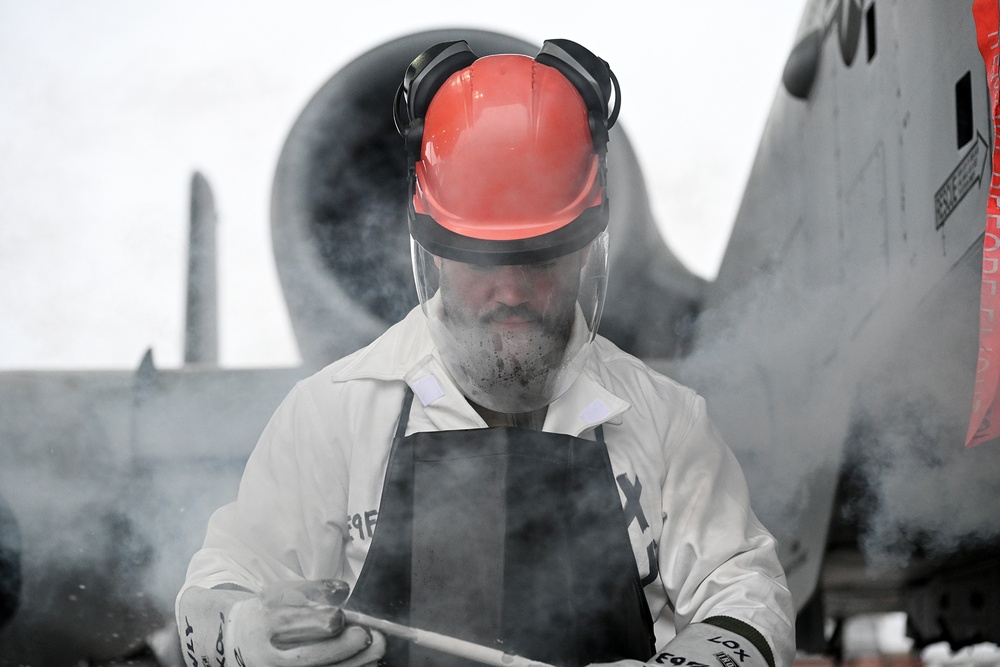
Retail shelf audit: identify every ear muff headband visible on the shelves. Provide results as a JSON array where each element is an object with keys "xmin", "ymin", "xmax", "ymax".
[
  {"xmin": 392, "ymin": 40, "xmax": 478, "ymax": 139},
  {"xmin": 535, "ymin": 39, "xmax": 620, "ymax": 152}
]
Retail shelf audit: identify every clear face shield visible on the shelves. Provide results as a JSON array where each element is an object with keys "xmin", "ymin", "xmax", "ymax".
[{"xmin": 411, "ymin": 231, "xmax": 609, "ymax": 414}]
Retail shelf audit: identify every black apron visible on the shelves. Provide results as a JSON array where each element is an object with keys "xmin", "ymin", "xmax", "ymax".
[{"xmin": 346, "ymin": 388, "xmax": 655, "ymax": 666}]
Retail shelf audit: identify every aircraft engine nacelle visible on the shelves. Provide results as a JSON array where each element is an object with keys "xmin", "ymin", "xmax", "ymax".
[{"xmin": 270, "ymin": 29, "xmax": 706, "ymax": 367}]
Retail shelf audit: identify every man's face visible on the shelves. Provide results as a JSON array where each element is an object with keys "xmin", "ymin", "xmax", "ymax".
[{"xmin": 437, "ymin": 252, "xmax": 584, "ymax": 410}]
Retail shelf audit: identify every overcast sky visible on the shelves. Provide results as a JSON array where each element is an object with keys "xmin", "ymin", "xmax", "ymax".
[{"xmin": 0, "ymin": 0, "xmax": 808, "ymax": 370}]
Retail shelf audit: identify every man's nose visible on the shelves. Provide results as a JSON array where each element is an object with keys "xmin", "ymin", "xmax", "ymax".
[{"xmin": 491, "ymin": 266, "xmax": 532, "ymax": 306}]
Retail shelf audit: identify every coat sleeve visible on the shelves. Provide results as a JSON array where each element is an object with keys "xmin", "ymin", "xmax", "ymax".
[
  {"xmin": 656, "ymin": 392, "xmax": 796, "ymax": 667},
  {"xmin": 178, "ymin": 380, "xmax": 351, "ymax": 603}
]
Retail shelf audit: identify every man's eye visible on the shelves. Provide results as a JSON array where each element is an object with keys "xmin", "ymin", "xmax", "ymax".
[{"xmin": 529, "ymin": 261, "xmax": 557, "ymax": 271}]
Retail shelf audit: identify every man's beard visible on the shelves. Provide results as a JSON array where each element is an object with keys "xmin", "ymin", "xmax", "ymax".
[{"xmin": 441, "ymin": 303, "xmax": 574, "ymax": 413}]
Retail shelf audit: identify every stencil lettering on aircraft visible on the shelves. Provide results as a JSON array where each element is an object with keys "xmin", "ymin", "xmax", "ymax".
[{"xmin": 935, "ymin": 132, "xmax": 989, "ymax": 229}]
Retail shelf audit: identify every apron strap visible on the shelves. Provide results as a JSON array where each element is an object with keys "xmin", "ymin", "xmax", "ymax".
[{"xmin": 393, "ymin": 385, "xmax": 415, "ymax": 442}]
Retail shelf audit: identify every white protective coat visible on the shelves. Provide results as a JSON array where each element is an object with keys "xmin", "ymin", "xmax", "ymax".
[{"xmin": 179, "ymin": 306, "xmax": 795, "ymax": 666}]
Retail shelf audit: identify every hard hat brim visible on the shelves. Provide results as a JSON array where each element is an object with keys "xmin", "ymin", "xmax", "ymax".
[{"xmin": 409, "ymin": 199, "xmax": 609, "ymax": 265}]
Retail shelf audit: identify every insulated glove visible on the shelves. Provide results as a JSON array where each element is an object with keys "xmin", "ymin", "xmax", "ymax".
[
  {"xmin": 589, "ymin": 617, "xmax": 776, "ymax": 667},
  {"xmin": 224, "ymin": 579, "xmax": 386, "ymax": 667}
]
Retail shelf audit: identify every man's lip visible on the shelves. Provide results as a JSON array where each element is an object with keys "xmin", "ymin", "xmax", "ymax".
[{"xmin": 488, "ymin": 318, "xmax": 538, "ymax": 329}]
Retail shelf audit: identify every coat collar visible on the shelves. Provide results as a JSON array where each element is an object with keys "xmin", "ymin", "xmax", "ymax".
[
  {"xmin": 403, "ymin": 352, "xmax": 630, "ymax": 438},
  {"xmin": 333, "ymin": 306, "xmax": 631, "ymax": 438}
]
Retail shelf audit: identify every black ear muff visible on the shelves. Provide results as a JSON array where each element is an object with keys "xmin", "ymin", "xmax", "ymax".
[
  {"xmin": 535, "ymin": 39, "xmax": 621, "ymax": 153},
  {"xmin": 393, "ymin": 40, "xmax": 479, "ymax": 156}
]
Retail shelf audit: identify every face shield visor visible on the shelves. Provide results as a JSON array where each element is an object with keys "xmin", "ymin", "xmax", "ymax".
[{"xmin": 412, "ymin": 226, "xmax": 609, "ymax": 414}]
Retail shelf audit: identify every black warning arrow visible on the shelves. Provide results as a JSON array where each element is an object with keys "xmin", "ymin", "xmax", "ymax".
[{"xmin": 935, "ymin": 131, "xmax": 990, "ymax": 230}]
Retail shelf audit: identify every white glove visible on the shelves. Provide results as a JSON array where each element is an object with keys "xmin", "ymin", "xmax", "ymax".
[
  {"xmin": 649, "ymin": 619, "xmax": 774, "ymax": 667},
  {"xmin": 588, "ymin": 617, "xmax": 775, "ymax": 667},
  {"xmin": 224, "ymin": 580, "xmax": 386, "ymax": 667}
]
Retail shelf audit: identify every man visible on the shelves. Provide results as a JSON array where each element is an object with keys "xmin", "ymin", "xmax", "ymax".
[{"xmin": 176, "ymin": 38, "xmax": 795, "ymax": 667}]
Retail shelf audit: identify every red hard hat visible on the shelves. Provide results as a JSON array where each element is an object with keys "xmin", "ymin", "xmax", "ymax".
[
  {"xmin": 397, "ymin": 39, "xmax": 619, "ymax": 265},
  {"xmin": 414, "ymin": 54, "xmax": 601, "ymax": 242}
]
